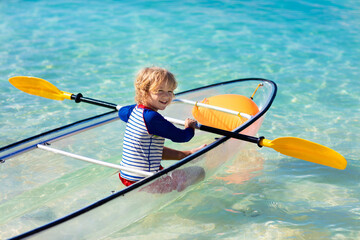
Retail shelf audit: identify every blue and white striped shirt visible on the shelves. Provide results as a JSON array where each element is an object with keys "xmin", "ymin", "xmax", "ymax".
[{"xmin": 118, "ymin": 104, "xmax": 194, "ymax": 181}]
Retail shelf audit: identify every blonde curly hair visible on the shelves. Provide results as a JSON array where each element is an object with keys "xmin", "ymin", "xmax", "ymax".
[{"xmin": 134, "ymin": 67, "xmax": 177, "ymax": 105}]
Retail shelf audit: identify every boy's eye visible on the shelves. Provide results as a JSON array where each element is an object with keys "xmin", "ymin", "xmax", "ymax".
[{"xmin": 154, "ymin": 89, "xmax": 174, "ymax": 95}]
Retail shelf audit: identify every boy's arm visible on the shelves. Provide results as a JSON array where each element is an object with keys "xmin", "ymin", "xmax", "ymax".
[
  {"xmin": 118, "ymin": 104, "xmax": 136, "ymax": 122},
  {"xmin": 162, "ymin": 146, "xmax": 191, "ymax": 160},
  {"xmin": 144, "ymin": 110, "xmax": 194, "ymax": 142},
  {"xmin": 162, "ymin": 145, "xmax": 207, "ymax": 160}
]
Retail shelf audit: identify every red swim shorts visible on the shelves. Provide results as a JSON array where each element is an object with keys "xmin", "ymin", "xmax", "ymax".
[{"xmin": 119, "ymin": 165, "xmax": 164, "ymax": 186}]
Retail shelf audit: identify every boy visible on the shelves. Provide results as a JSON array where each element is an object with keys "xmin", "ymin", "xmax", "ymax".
[{"xmin": 118, "ymin": 67, "xmax": 204, "ymax": 186}]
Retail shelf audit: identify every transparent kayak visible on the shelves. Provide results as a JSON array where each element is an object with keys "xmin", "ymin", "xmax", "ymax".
[{"xmin": 0, "ymin": 78, "xmax": 277, "ymax": 239}]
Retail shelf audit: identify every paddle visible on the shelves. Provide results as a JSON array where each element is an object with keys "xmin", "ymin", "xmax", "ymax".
[
  {"xmin": 9, "ymin": 76, "xmax": 347, "ymax": 170},
  {"xmin": 9, "ymin": 76, "xmax": 118, "ymax": 109}
]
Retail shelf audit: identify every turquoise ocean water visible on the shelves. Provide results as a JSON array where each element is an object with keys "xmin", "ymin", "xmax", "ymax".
[{"xmin": 1, "ymin": 0, "xmax": 359, "ymax": 239}]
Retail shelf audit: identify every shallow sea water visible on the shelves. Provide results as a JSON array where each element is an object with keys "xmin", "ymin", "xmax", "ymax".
[{"xmin": 0, "ymin": 0, "xmax": 359, "ymax": 239}]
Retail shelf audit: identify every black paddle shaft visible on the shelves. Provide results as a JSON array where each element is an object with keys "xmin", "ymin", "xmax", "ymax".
[
  {"xmin": 71, "ymin": 93, "xmax": 118, "ymax": 110},
  {"xmin": 199, "ymin": 124, "xmax": 263, "ymax": 147}
]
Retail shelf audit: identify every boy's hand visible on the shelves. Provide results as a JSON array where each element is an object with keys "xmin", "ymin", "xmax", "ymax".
[{"xmin": 184, "ymin": 118, "xmax": 197, "ymax": 129}]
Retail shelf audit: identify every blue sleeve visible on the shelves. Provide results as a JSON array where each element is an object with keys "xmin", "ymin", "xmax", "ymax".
[
  {"xmin": 143, "ymin": 110, "xmax": 195, "ymax": 143},
  {"xmin": 118, "ymin": 104, "xmax": 136, "ymax": 122}
]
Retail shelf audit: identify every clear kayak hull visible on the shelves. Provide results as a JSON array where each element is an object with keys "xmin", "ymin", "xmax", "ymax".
[{"xmin": 0, "ymin": 78, "xmax": 276, "ymax": 239}]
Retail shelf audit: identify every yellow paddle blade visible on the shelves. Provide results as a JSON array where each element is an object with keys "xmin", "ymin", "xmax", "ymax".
[
  {"xmin": 260, "ymin": 137, "xmax": 347, "ymax": 170},
  {"xmin": 9, "ymin": 76, "xmax": 73, "ymax": 101}
]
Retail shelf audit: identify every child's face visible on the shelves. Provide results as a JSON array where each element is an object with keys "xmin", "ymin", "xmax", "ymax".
[{"xmin": 145, "ymin": 81, "xmax": 175, "ymax": 111}]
